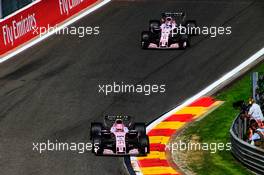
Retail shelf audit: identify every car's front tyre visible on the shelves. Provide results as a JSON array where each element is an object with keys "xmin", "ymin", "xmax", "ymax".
[
  {"xmin": 92, "ymin": 136, "xmax": 103, "ymax": 155},
  {"xmin": 141, "ymin": 31, "xmax": 151, "ymax": 49},
  {"xmin": 179, "ymin": 34, "xmax": 190, "ymax": 49},
  {"xmin": 138, "ymin": 135, "xmax": 150, "ymax": 155}
]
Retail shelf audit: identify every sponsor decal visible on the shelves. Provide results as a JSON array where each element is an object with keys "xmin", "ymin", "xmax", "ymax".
[
  {"xmin": 59, "ymin": 0, "xmax": 85, "ymax": 15},
  {"xmin": 2, "ymin": 13, "xmax": 37, "ymax": 46},
  {"xmin": 0, "ymin": 0, "xmax": 98, "ymax": 56}
]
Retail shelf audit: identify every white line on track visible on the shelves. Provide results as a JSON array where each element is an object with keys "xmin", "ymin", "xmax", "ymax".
[
  {"xmin": 147, "ymin": 47, "xmax": 264, "ymax": 132},
  {"xmin": 0, "ymin": 0, "xmax": 111, "ymax": 63},
  {"xmin": 130, "ymin": 47, "xmax": 264, "ymax": 175}
]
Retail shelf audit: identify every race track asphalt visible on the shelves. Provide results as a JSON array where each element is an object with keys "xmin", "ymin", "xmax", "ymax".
[{"xmin": 0, "ymin": 0, "xmax": 263, "ymax": 175}]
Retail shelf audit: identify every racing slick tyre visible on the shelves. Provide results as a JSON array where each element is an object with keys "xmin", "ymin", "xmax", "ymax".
[
  {"xmin": 90, "ymin": 122, "xmax": 102, "ymax": 139},
  {"xmin": 134, "ymin": 123, "xmax": 146, "ymax": 136},
  {"xmin": 179, "ymin": 34, "xmax": 190, "ymax": 49},
  {"xmin": 185, "ymin": 20, "xmax": 197, "ymax": 36},
  {"xmin": 149, "ymin": 20, "xmax": 161, "ymax": 34},
  {"xmin": 138, "ymin": 135, "xmax": 150, "ymax": 155},
  {"xmin": 141, "ymin": 31, "xmax": 151, "ymax": 49},
  {"xmin": 92, "ymin": 136, "xmax": 103, "ymax": 155}
]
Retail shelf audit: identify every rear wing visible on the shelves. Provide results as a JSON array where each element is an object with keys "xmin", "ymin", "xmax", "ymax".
[
  {"xmin": 104, "ymin": 115, "xmax": 132, "ymax": 127},
  {"xmin": 162, "ymin": 12, "xmax": 186, "ymax": 18}
]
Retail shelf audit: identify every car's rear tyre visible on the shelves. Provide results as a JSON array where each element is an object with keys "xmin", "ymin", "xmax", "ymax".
[
  {"xmin": 92, "ymin": 136, "xmax": 103, "ymax": 155},
  {"xmin": 138, "ymin": 135, "xmax": 150, "ymax": 155},
  {"xmin": 134, "ymin": 123, "xmax": 146, "ymax": 136},
  {"xmin": 141, "ymin": 31, "xmax": 151, "ymax": 49},
  {"xmin": 90, "ymin": 123, "xmax": 102, "ymax": 139},
  {"xmin": 149, "ymin": 20, "xmax": 161, "ymax": 34},
  {"xmin": 185, "ymin": 20, "xmax": 197, "ymax": 36}
]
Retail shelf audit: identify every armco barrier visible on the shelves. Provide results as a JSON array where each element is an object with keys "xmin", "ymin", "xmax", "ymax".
[
  {"xmin": 230, "ymin": 116, "xmax": 264, "ymax": 175},
  {"xmin": 0, "ymin": 0, "xmax": 99, "ymax": 56}
]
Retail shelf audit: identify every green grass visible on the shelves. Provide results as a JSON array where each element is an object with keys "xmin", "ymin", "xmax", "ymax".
[{"xmin": 180, "ymin": 63, "xmax": 264, "ymax": 175}]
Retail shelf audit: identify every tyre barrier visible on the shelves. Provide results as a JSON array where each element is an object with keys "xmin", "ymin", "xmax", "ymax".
[{"xmin": 230, "ymin": 116, "xmax": 264, "ymax": 175}]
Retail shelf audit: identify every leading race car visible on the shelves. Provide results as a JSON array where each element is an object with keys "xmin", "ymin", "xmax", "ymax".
[
  {"xmin": 141, "ymin": 12, "xmax": 197, "ymax": 49},
  {"xmin": 90, "ymin": 116, "xmax": 149, "ymax": 156}
]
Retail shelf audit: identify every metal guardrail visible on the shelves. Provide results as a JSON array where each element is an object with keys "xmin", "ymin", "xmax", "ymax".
[{"xmin": 230, "ymin": 116, "xmax": 264, "ymax": 175}]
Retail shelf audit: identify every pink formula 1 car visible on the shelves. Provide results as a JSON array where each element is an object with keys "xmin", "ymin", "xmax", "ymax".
[
  {"xmin": 141, "ymin": 12, "xmax": 197, "ymax": 49},
  {"xmin": 90, "ymin": 116, "xmax": 149, "ymax": 156}
]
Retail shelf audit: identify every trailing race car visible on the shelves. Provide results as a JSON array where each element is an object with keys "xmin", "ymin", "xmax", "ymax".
[
  {"xmin": 90, "ymin": 116, "xmax": 149, "ymax": 156},
  {"xmin": 141, "ymin": 12, "xmax": 197, "ymax": 49}
]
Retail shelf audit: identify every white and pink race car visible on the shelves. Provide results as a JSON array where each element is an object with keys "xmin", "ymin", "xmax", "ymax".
[
  {"xmin": 90, "ymin": 116, "xmax": 149, "ymax": 156},
  {"xmin": 141, "ymin": 12, "xmax": 197, "ymax": 49}
]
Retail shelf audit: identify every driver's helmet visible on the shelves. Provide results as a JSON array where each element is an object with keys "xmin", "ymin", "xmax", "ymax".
[
  {"xmin": 165, "ymin": 17, "xmax": 173, "ymax": 26},
  {"xmin": 115, "ymin": 119, "xmax": 124, "ymax": 131}
]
